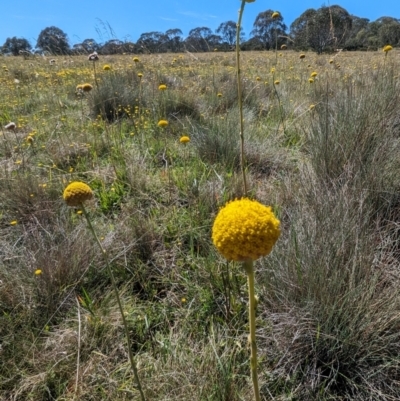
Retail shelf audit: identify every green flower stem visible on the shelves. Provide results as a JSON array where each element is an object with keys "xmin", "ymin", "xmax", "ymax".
[
  {"xmin": 243, "ymin": 259, "xmax": 261, "ymax": 401},
  {"xmin": 92, "ymin": 61, "xmax": 99, "ymax": 90},
  {"xmin": 81, "ymin": 204, "xmax": 147, "ymax": 401},
  {"xmin": 236, "ymin": 0, "xmax": 248, "ymax": 196}
]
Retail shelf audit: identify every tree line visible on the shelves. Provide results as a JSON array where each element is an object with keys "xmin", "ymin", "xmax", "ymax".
[{"xmin": 2, "ymin": 5, "xmax": 400, "ymax": 56}]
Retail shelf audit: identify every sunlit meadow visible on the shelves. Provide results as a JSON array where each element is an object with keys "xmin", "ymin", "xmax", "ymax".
[{"xmin": 1, "ymin": 47, "xmax": 400, "ymax": 400}]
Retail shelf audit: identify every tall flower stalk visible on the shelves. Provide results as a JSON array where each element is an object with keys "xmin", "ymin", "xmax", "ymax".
[
  {"xmin": 236, "ymin": 1, "xmax": 249, "ymax": 196},
  {"xmin": 63, "ymin": 182, "xmax": 147, "ymax": 401},
  {"xmin": 212, "ymin": 198, "xmax": 281, "ymax": 401}
]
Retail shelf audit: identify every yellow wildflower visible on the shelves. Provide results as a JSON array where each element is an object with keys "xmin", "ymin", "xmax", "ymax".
[
  {"xmin": 157, "ymin": 120, "xmax": 168, "ymax": 128},
  {"xmin": 63, "ymin": 181, "xmax": 93, "ymax": 207},
  {"xmin": 82, "ymin": 83, "xmax": 93, "ymax": 92},
  {"xmin": 179, "ymin": 136, "xmax": 190, "ymax": 144},
  {"xmin": 212, "ymin": 198, "xmax": 280, "ymax": 261}
]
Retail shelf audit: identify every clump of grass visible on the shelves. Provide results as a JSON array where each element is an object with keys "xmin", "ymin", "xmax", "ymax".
[
  {"xmin": 89, "ymin": 70, "xmax": 143, "ymax": 121},
  {"xmin": 259, "ymin": 164, "xmax": 400, "ymax": 399}
]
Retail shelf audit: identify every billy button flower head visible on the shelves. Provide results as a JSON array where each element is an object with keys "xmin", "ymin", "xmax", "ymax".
[
  {"xmin": 103, "ymin": 64, "xmax": 111, "ymax": 71},
  {"xmin": 157, "ymin": 119, "xmax": 168, "ymax": 128},
  {"xmin": 212, "ymin": 198, "xmax": 280, "ymax": 262},
  {"xmin": 179, "ymin": 135, "xmax": 190, "ymax": 144},
  {"xmin": 383, "ymin": 45, "xmax": 393, "ymax": 57},
  {"xmin": 82, "ymin": 83, "xmax": 93, "ymax": 92},
  {"xmin": 63, "ymin": 181, "xmax": 93, "ymax": 207},
  {"xmin": 133, "ymin": 56, "xmax": 140, "ymax": 62},
  {"xmin": 158, "ymin": 84, "xmax": 167, "ymax": 90},
  {"xmin": 272, "ymin": 11, "xmax": 280, "ymax": 19}
]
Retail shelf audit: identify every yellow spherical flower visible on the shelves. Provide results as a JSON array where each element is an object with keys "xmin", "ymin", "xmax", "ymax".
[
  {"xmin": 281, "ymin": 44, "xmax": 287, "ymax": 50},
  {"xmin": 179, "ymin": 135, "xmax": 190, "ymax": 144},
  {"xmin": 274, "ymin": 80, "xmax": 280, "ymax": 85},
  {"xmin": 383, "ymin": 45, "xmax": 393, "ymax": 53},
  {"xmin": 103, "ymin": 64, "xmax": 111, "ymax": 71},
  {"xmin": 63, "ymin": 181, "xmax": 93, "ymax": 207},
  {"xmin": 137, "ymin": 72, "xmax": 143, "ymax": 78},
  {"xmin": 299, "ymin": 53, "xmax": 306, "ymax": 59},
  {"xmin": 272, "ymin": 11, "xmax": 280, "ymax": 19},
  {"xmin": 133, "ymin": 57, "xmax": 140, "ymax": 62},
  {"xmin": 212, "ymin": 198, "xmax": 280, "ymax": 261},
  {"xmin": 308, "ymin": 78, "xmax": 314, "ymax": 83},
  {"xmin": 157, "ymin": 119, "xmax": 168, "ymax": 128},
  {"xmin": 34, "ymin": 269, "xmax": 42, "ymax": 275},
  {"xmin": 158, "ymin": 84, "xmax": 167, "ymax": 90},
  {"xmin": 310, "ymin": 71, "xmax": 317, "ymax": 77},
  {"xmin": 82, "ymin": 83, "xmax": 93, "ymax": 92}
]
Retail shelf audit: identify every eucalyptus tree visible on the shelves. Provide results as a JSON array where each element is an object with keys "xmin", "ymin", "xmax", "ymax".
[
  {"xmin": 251, "ymin": 10, "xmax": 287, "ymax": 50},
  {"xmin": 290, "ymin": 5, "xmax": 352, "ymax": 53},
  {"xmin": 2, "ymin": 37, "xmax": 31, "ymax": 56},
  {"xmin": 36, "ymin": 26, "xmax": 70, "ymax": 55}
]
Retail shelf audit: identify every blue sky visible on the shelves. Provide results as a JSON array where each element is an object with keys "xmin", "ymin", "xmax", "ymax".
[{"xmin": 1, "ymin": 0, "xmax": 399, "ymax": 47}]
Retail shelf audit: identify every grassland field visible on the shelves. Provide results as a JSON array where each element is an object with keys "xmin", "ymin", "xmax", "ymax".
[{"xmin": 1, "ymin": 49, "xmax": 400, "ymax": 400}]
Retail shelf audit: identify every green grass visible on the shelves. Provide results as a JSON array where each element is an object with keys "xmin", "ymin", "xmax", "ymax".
[{"xmin": 1, "ymin": 50, "xmax": 400, "ymax": 400}]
